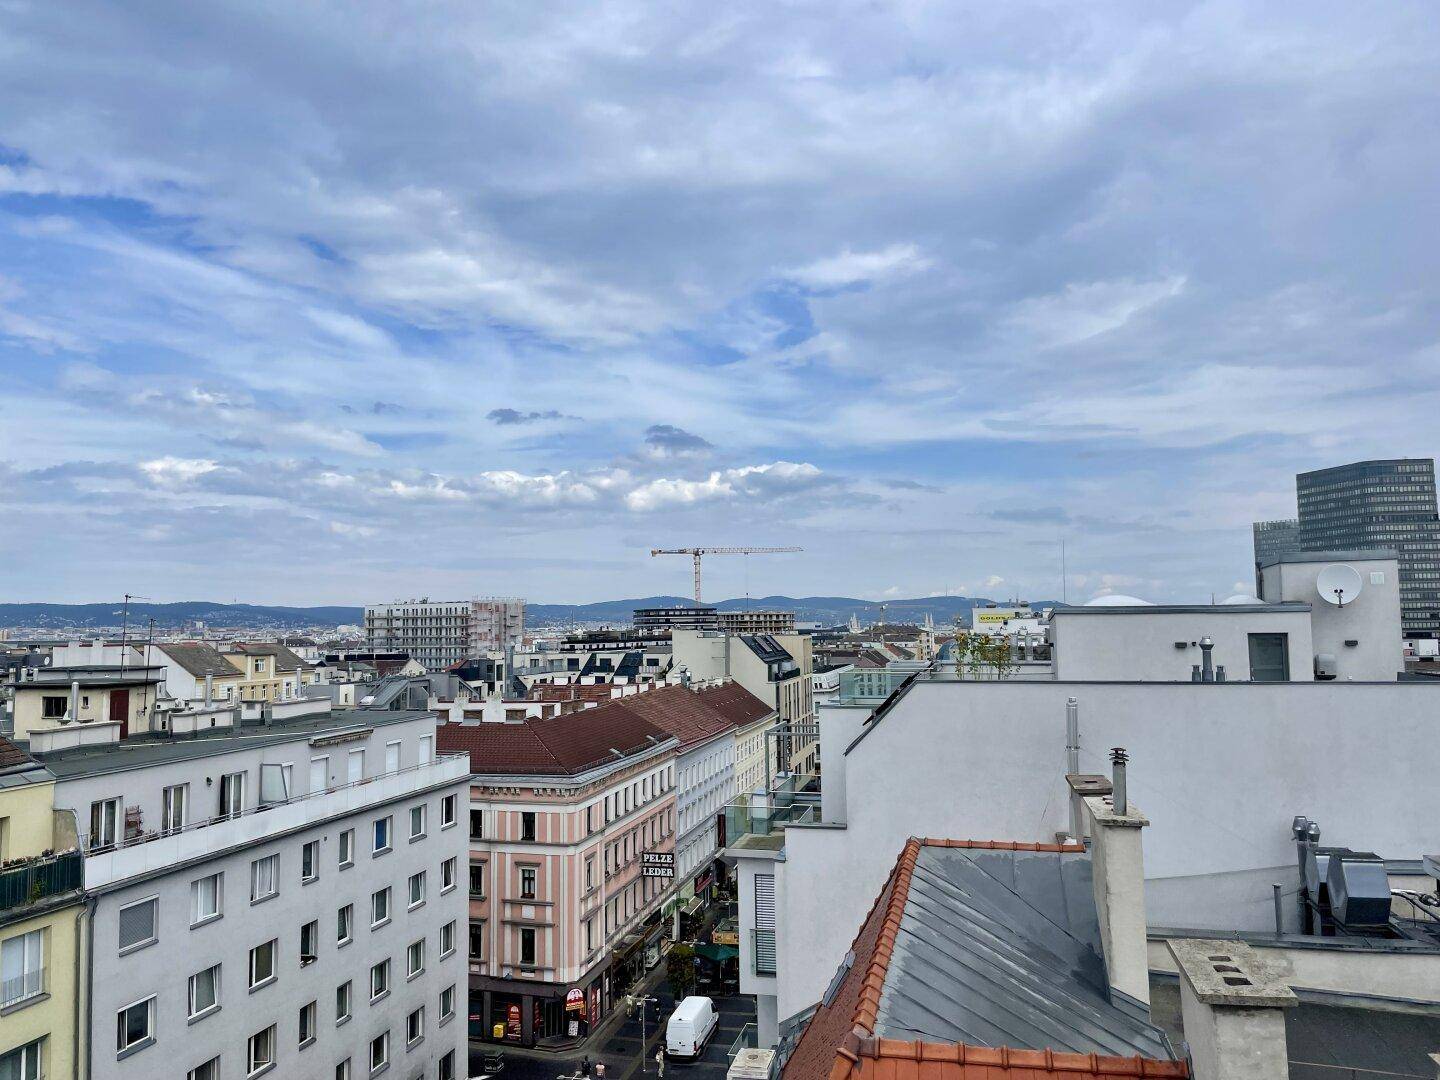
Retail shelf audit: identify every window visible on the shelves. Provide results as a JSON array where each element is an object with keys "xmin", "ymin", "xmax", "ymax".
[
  {"xmin": 440, "ymin": 920, "xmax": 455, "ymax": 958},
  {"xmin": 347, "ymin": 748, "xmax": 365, "ymax": 784},
  {"xmin": 189, "ymin": 1057, "xmax": 221, "ymax": 1080},
  {"xmin": 440, "ymin": 983, "xmax": 456, "ymax": 1021},
  {"xmin": 520, "ymin": 927, "xmax": 536, "ymax": 966},
  {"xmin": 90, "ymin": 798, "xmax": 120, "ymax": 849},
  {"xmin": 469, "ymin": 809, "xmax": 483, "ymax": 840},
  {"xmin": 419, "ymin": 734, "xmax": 434, "ymax": 764},
  {"xmin": 439, "ymin": 1050, "xmax": 456, "ymax": 1080},
  {"xmin": 219, "ymin": 772, "xmax": 245, "ymax": 818},
  {"xmin": 339, "ymin": 828, "xmax": 354, "ymax": 868},
  {"xmin": 409, "ymin": 804, "xmax": 426, "ymax": 839},
  {"xmin": 299, "ymin": 999, "xmax": 317, "ymax": 1047},
  {"xmin": 520, "ymin": 867, "xmax": 536, "ymax": 899},
  {"xmin": 191, "ymin": 872, "xmax": 222, "ymax": 926},
  {"xmin": 162, "ymin": 784, "xmax": 188, "ymax": 833},
  {"xmin": 468, "ymin": 865, "xmax": 484, "ymax": 898},
  {"xmin": 440, "ymin": 794, "xmax": 457, "ymax": 828},
  {"xmin": 302, "ymin": 840, "xmax": 319, "ymax": 882},
  {"xmin": 369, "ymin": 1031, "xmax": 389, "ymax": 1073},
  {"xmin": 406, "ymin": 1005, "xmax": 424, "ymax": 1045},
  {"xmin": 309, "ymin": 756, "xmax": 329, "ymax": 793},
  {"xmin": 300, "ymin": 920, "xmax": 319, "ymax": 966},
  {"xmin": 187, "ymin": 964, "xmax": 220, "ymax": 1018},
  {"xmin": 369, "ymin": 959, "xmax": 390, "ymax": 1001},
  {"xmin": 42, "ymin": 695, "xmax": 67, "ymax": 718},
  {"xmin": 251, "ymin": 854, "xmax": 279, "ymax": 902},
  {"xmin": 371, "ymin": 887, "xmax": 391, "ymax": 927},
  {"xmin": 336, "ymin": 980, "xmax": 352, "ymax": 1023},
  {"xmin": 337, "ymin": 904, "xmax": 354, "ymax": 945},
  {"xmin": 249, "ymin": 939, "xmax": 277, "ymax": 989},
  {"xmin": 521, "ymin": 812, "xmax": 536, "ymax": 841},
  {"xmin": 407, "ymin": 938, "xmax": 424, "ymax": 978},
  {"xmin": 116, "ymin": 995, "xmax": 155, "ymax": 1055},
  {"xmin": 336, "ymin": 1060, "xmax": 351, "ymax": 1080},
  {"xmin": 405, "ymin": 871, "xmax": 425, "ymax": 909},
  {"xmin": 585, "ymin": 855, "xmax": 595, "ymax": 891},
  {"xmin": 1, "ymin": 929, "xmax": 44, "ymax": 1006},
  {"xmin": 469, "ymin": 923, "xmax": 483, "ymax": 960},
  {"xmin": 441, "ymin": 857, "xmax": 457, "ymax": 892},
  {"xmin": 247, "ymin": 1024, "xmax": 276, "ymax": 1076},
  {"xmin": 1248, "ymin": 633, "xmax": 1291, "ymax": 682},
  {"xmin": 2, "ymin": 1039, "xmax": 44, "ymax": 1080},
  {"xmin": 118, "ymin": 897, "xmax": 158, "ymax": 953},
  {"xmin": 372, "ymin": 816, "xmax": 392, "ymax": 854},
  {"xmin": 385, "ymin": 740, "xmax": 401, "ymax": 773}
]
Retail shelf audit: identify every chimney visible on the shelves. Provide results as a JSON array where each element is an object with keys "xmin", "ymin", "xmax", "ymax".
[
  {"xmin": 1168, "ymin": 938, "xmax": 1295, "ymax": 1080},
  {"xmin": 62, "ymin": 679, "xmax": 82, "ymax": 724},
  {"xmin": 1081, "ymin": 746, "xmax": 1149, "ymax": 1006},
  {"xmin": 1200, "ymin": 636, "xmax": 1215, "ymax": 683},
  {"xmin": 204, "ymin": 673, "xmax": 214, "ymax": 708}
]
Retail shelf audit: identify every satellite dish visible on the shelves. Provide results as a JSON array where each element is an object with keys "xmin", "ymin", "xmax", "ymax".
[{"xmin": 1316, "ymin": 563, "xmax": 1363, "ymax": 607}]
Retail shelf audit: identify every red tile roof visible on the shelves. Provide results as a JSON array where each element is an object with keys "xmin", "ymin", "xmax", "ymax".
[
  {"xmin": 781, "ymin": 838, "xmax": 1186, "ymax": 1080},
  {"xmin": 620, "ymin": 684, "xmax": 734, "ymax": 752},
  {"xmin": 0, "ymin": 733, "xmax": 35, "ymax": 771},
  {"xmin": 437, "ymin": 700, "xmax": 675, "ymax": 777},
  {"xmin": 695, "ymin": 681, "xmax": 775, "ymax": 728}
]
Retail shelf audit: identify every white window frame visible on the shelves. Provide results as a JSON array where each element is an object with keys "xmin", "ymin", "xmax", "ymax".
[
  {"xmin": 90, "ymin": 797, "xmax": 120, "ymax": 850},
  {"xmin": 440, "ymin": 983, "xmax": 455, "ymax": 1021},
  {"xmin": 372, "ymin": 816, "xmax": 392, "ymax": 855},
  {"xmin": 187, "ymin": 963, "xmax": 221, "ymax": 1020},
  {"xmin": 407, "ymin": 871, "xmax": 425, "ymax": 909},
  {"xmin": 369, "ymin": 959, "xmax": 389, "ymax": 1001},
  {"xmin": 249, "ymin": 939, "xmax": 277, "ymax": 990},
  {"xmin": 190, "ymin": 872, "xmax": 223, "ymax": 927},
  {"xmin": 337, "ymin": 904, "xmax": 354, "ymax": 946},
  {"xmin": 369, "ymin": 1031, "xmax": 389, "ymax": 1072},
  {"xmin": 115, "ymin": 994, "xmax": 156, "ymax": 1056},
  {"xmin": 406, "ymin": 938, "xmax": 424, "ymax": 979},
  {"xmin": 301, "ymin": 840, "xmax": 319, "ymax": 883},
  {"xmin": 219, "ymin": 772, "xmax": 245, "ymax": 819},
  {"xmin": 409, "ymin": 803, "xmax": 426, "ymax": 840},
  {"xmin": 406, "ymin": 1005, "xmax": 424, "ymax": 1046},
  {"xmin": 439, "ymin": 920, "xmax": 455, "ymax": 958},
  {"xmin": 338, "ymin": 828, "xmax": 354, "ymax": 868},
  {"xmin": 336, "ymin": 979, "xmax": 353, "ymax": 1023},
  {"xmin": 1, "ymin": 928, "xmax": 45, "ymax": 1006},
  {"xmin": 117, "ymin": 896, "xmax": 158, "ymax": 955},
  {"xmin": 162, "ymin": 783, "xmax": 188, "ymax": 834},
  {"xmin": 299, "ymin": 999, "xmax": 318, "ymax": 1047},
  {"xmin": 441, "ymin": 857, "xmax": 457, "ymax": 893},
  {"xmin": 440, "ymin": 793, "xmax": 457, "ymax": 829},
  {"xmin": 300, "ymin": 920, "xmax": 319, "ymax": 966},
  {"xmin": 371, "ymin": 887, "xmax": 390, "ymax": 928},
  {"xmin": 384, "ymin": 740, "xmax": 401, "ymax": 773},
  {"xmin": 251, "ymin": 853, "xmax": 279, "ymax": 903},
  {"xmin": 247, "ymin": 1024, "xmax": 277, "ymax": 1076}
]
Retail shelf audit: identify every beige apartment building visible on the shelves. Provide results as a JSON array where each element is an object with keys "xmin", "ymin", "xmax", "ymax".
[{"xmin": 438, "ymin": 703, "xmax": 679, "ymax": 1048}]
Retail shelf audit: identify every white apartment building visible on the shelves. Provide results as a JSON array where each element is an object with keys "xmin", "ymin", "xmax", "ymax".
[
  {"xmin": 365, "ymin": 598, "xmax": 525, "ymax": 671},
  {"xmin": 28, "ymin": 704, "xmax": 470, "ymax": 1080}
]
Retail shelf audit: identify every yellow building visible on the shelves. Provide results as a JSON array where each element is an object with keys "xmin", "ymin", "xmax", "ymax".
[
  {"xmin": 0, "ymin": 735, "xmax": 86, "ymax": 1080},
  {"xmin": 219, "ymin": 642, "xmax": 315, "ymax": 702}
]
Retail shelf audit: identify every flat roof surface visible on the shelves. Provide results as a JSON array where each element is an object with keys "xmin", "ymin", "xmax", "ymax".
[
  {"xmin": 32, "ymin": 708, "xmax": 430, "ymax": 778},
  {"xmin": 1258, "ymin": 549, "xmax": 1398, "ymax": 567},
  {"xmin": 1052, "ymin": 603, "xmax": 1311, "ymax": 616}
]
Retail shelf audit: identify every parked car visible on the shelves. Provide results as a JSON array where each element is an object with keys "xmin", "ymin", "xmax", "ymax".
[{"xmin": 664, "ymin": 996, "xmax": 718, "ymax": 1062}]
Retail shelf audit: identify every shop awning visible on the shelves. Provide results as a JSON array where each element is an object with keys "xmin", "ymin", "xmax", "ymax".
[{"xmin": 693, "ymin": 943, "xmax": 739, "ymax": 964}]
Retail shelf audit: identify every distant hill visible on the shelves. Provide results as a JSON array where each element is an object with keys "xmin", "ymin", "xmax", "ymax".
[
  {"xmin": 0, "ymin": 594, "xmax": 1062, "ymax": 632},
  {"xmin": 0, "ymin": 601, "xmax": 364, "ymax": 631}
]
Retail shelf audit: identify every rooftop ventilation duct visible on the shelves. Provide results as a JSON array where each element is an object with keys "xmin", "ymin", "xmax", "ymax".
[{"xmin": 1326, "ymin": 849, "xmax": 1391, "ymax": 929}]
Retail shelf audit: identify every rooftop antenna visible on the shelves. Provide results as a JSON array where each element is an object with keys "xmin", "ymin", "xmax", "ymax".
[{"xmin": 1060, "ymin": 538, "xmax": 1068, "ymax": 605}]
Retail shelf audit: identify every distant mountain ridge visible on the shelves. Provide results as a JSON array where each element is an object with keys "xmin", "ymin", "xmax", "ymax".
[{"xmin": 0, "ymin": 594, "xmax": 1062, "ymax": 631}]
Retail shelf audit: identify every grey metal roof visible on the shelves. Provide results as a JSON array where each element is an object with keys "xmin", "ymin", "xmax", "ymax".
[
  {"xmin": 1257, "ymin": 548, "xmax": 1399, "ymax": 568},
  {"xmin": 873, "ymin": 843, "xmax": 1174, "ymax": 1058},
  {"xmin": 155, "ymin": 642, "xmax": 244, "ymax": 679},
  {"xmin": 32, "ymin": 707, "xmax": 431, "ymax": 779}
]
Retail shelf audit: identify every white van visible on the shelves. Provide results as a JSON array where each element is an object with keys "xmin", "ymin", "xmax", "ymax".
[{"xmin": 665, "ymin": 996, "xmax": 718, "ymax": 1061}]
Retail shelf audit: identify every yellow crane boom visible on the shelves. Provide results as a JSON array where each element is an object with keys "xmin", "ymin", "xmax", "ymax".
[{"xmin": 650, "ymin": 546, "xmax": 803, "ymax": 603}]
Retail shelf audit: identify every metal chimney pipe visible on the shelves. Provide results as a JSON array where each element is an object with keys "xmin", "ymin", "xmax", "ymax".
[
  {"xmin": 1215, "ymin": 664, "xmax": 1226, "ymax": 683},
  {"xmin": 1199, "ymin": 637, "xmax": 1215, "ymax": 683},
  {"xmin": 1272, "ymin": 883, "xmax": 1284, "ymax": 935},
  {"xmin": 1191, "ymin": 664, "xmax": 1201, "ymax": 683},
  {"xmin": 67, "ymin": 679, "xmax": 81, "ymax": 722},
  {"xmin": 1065, "ymin": 698, "xmax": 1081, "ymax": 840},
  {"xmin": 1110, "ymin": 747, "xmax": 1129, "ymax": 816},
  {"xmin": 204, "ymin": 673, "xmax": 214, "ymax": 708}
]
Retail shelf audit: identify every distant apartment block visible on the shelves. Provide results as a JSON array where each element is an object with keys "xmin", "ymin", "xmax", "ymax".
[
  {"xmin": 716, "ymin": 610, "xmax": 796, "ymax": 635},
  {"xmin": 365, "ymin": 598, "xmax": 525, "ymax": 670},
  {"xmin": 1252, "ymin": 518, "xmax": 1301, "ymax": 564},
  {"xmin": 1296, "ymin": 459, "xmax": 1440, "ymax": 637},
  {"xmin": 632, "ymin": 606, "xmax": 719, "ymax": 632}
]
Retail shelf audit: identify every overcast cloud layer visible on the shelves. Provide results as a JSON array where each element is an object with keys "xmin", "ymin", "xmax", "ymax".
[{"xmin": 2, "ymin": 1, "xmax": 1439, "ymax": 606}]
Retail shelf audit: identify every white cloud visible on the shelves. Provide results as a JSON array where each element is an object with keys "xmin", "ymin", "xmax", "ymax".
[{"xmin": 785, "ymin": 244, "xmax": 932, "ymax": 289}]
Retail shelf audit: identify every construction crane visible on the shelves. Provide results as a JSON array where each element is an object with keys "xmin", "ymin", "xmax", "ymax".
[{"xmin": 650, "ymin": 546, "xmax": 803, "ymax": 604}]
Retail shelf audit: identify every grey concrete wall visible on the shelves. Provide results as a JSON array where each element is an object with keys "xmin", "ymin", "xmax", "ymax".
[
  {"xmin": 89, "ymin": 771, "xmax": 469, "ymax": 1080},
  {"xmin": 776, "ymin": 679, "xmax": 1440, "ymax": 1020},
  {"xmin": 1260, "ymin": 557, "xmax": 1404, "ymax": 681},
  {"xmin": 1051, "ymin": 610, "xmax": 1313, "ymax": 682}
]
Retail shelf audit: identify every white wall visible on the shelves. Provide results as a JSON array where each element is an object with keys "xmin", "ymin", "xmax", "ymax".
[
  {"xmin": 1260, "ymin": 556, "xmax": 1404, "ymax": 681},
  {"xmin": 1051, "ymin": 609, "xmax": 1313, "ymax": 681},
  {"xmin": 776, "ymin": 678, "xmax": 1440, "ymax": 1020}
]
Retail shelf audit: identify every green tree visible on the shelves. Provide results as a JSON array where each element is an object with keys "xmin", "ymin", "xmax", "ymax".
[
  {"xmin": 667, "ymin": 943, "xmax": 696, "ymax": 999},
  {"xmin": 953, "ymin": 632, "xmax": 1017, "ymax": 680}
]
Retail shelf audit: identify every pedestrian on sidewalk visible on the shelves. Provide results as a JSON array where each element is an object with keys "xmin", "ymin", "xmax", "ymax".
[
  {"xmin": 595, "ymin": 1061, "xmax": 606, "ymax": 1080},
  {"xmin": 655, "ymin": 1049, "xmax": 665, "ymax": 1078},
  {"xmin": 581, "ymin": 1056, "xmax": 592, "ymax": 1078}
]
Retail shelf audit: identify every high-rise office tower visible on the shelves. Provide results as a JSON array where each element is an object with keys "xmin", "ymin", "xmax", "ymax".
[
  {"xmin": 1295, "ymin": 458, "xmax": 1440, "ymax": 637},
  {"xmin": 1252, "ymin": 518, "xmax": 1301, "ymax": 564}
]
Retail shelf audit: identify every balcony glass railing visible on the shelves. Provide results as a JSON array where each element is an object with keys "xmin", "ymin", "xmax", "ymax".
[
  {"xmin": 835, "ymin": 669, "xmax": 913, "ymax": 704},
  {"xmin": 727, "ymin": 1023, "xmax": 758, "ymax": 1062},
  {"xmin": 0, "ymin": 851, "xmax": 84, "ymax": 914},
  {"xmin": 724, "ymin": 801, "xmax": 818, "ymax": 844}
]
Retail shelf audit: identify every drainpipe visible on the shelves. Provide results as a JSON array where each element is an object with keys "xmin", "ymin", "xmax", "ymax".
[
  {"xmin": 82, "ymin": 893, "xmax": 97, "ymax": 1080},
  {"xmin": 1065, "ymin": 698, "xmax": 1081, "ymax": 841}
]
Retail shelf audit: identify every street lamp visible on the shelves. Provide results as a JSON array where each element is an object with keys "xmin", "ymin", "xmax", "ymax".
[{"xmin": 625, "ymin": 994, "xmax": 660, "ymax": 1072}]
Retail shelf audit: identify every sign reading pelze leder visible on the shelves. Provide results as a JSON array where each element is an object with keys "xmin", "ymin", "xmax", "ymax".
[{"xmin": 640, "ymin": 851, "xmax": 675, "ymax": 878}]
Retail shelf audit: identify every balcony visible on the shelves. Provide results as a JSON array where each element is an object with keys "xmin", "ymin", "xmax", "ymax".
[
  {"xmin": 723, "ymin": 800, "xmax": 818, "ymax": 854},
  {"xmin": 0, "ymin": 851, "xmax": 84, "ymax": 919},
  {"xmin": 835, "ymin": 668, "xmax": 914, "ymax": 704},
  {"xmin": 83, "ymin": 754, "xmax": 470, "ymax": 892},
  {"xmin": 0, "ymin": 964, "xmax": 47, "ymax": 1010}
]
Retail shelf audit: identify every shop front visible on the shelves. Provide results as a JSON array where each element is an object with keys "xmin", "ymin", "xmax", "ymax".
[{"xmin": 469, "ymin": 965, "xmax": 611, "ymax": 1048}]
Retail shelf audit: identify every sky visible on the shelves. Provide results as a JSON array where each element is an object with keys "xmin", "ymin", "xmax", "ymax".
[{"xmin": 2, "ymin": 1, "xmax": 1439, "ymax": 607}]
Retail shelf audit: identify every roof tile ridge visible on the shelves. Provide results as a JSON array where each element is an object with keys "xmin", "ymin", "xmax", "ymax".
[
  {"xmin": 851, "ymin": 836, "xmax": 922, "ymax": 1035},
  {"xmin": 921, "ymin": 837, "xmax": 1086, "ymax": 853},
  {"xmin": 856, "ymin": 1041, "xmax": 1186, "ymax": 1078}
]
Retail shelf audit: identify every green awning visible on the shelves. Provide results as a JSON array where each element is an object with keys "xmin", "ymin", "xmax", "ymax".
[{"xmin": 692, "ymin": 943, "xmax": 739, "ymax": 964}]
